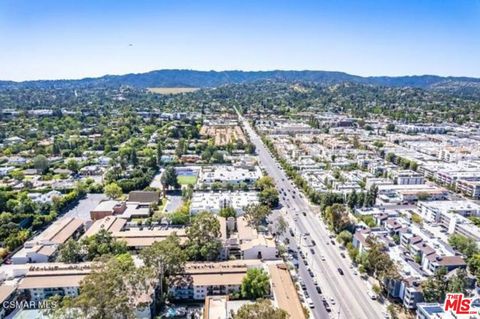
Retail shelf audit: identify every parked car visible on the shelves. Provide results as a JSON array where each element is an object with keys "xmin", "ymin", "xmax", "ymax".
[
  {"xmin": 316, "ymin": 286, "xmax": 322, "ymax": 294},
  {"xmin": 337, "ymin": 268, "xmax": 344, "ymax": 275}
]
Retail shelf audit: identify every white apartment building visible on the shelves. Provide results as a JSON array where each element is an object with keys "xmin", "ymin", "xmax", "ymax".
[
  {"xmin": 190, "ymin": 191, "xmax": 259, "ymax": 215},
  {"xmin": 392, "ymin": 170, "xmax": 425, "ymax": 185},
  {"xmin": 198, "ymin": 165, "xmax": 262, "ymax": 186}
]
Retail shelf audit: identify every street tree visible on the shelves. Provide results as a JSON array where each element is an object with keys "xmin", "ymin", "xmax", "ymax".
[{"xmin": 244, "ymin": 204, "xmax": 271, "ymax": 228}]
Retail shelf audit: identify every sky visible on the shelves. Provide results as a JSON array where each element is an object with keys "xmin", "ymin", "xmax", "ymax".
[{"xmin": 1, "ymin": 0, "xmax": 480, "ymax": 81}]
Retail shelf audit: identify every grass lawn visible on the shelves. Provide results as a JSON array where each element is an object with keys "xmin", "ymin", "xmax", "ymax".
[
  {"xmin": 147, "ymin": 87, "xmax": 199, "ymax": 95},
  {"xmin": 177, "ymin": 175, "xmax": 198, "ymax": 185}
]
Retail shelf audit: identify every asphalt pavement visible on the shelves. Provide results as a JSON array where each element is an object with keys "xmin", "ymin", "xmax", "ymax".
[{"xmin": 239, "ymin": 111, "xmax": 387, "ymax": 319}]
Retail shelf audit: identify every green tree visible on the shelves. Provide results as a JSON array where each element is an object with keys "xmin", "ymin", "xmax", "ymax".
[
  {"xmin": 347, "ymin": 190, "xmax": 358, "ymax": 209},
  {"xmin": 83, "ymin": 229, "xmax": 128, "ymax": 261},
  {"xmin": 234, "ymin": 299, "xmax": 288, "ymax": 319},
  {"xmin": 386, "ymin": 123, "xmax": 396, "ymax": 132},
  {"xmin": 448, "ymin": 269, "xmax": 469, "ymax": 294},
  {"xmin": 168, "ymin": 202, "xmax": 190, "ymax": 225},
  {"xmin": 57, "ymin": 239, "xmax": 83, "ymax": 263},
  {"xmin": 160, "ymin": 166, "xmax": 180, "ymax": 194},
  {"xmin": 140, "ymin": 234, "xmax": 186, "ymax": 299},
  {"xmin": 255, "ymin": 176, "xmax": 276, "ymax": 190},
  {"xmin": 448, "ymin": 234, "xmax": 478, "ymax": 259},
  {"xmin": 241, "ymin": 268, "xmax": 270, "ymax": 299},
  {"xmin": 186, "ymin": 211, "xmax": 222, "ymax": 261},
  {"xmin": 259, "ymin": 187, "xmax": 279, "ymax": 208},
  {"xmin": 156, "ymin": 143, "xmax": 163, "ymax": 166},
  {"xmin": 66, "ymin": 159, "xmax": 80, "ymax": 174},
  {"xmin": 336, "ymin": 230, "xmax": 353, "ymax": 246},
  {"xmin": 72, "ymin": 254, "xmax": 151, "ymax": 319},
  {"xmin": 324, "ymin": 204, "xmax": 351, "ymax": 233},
  {"xmin": 10, "ymin": 170, "xmax": 24, "ymax": 181},
  {"xmin": 422, "ymin": 267, "xmax": 448, "ymax": 303},
  {"xmin": 33, "ymin": 155, "xmax": 49, "ymax": 174},
  {"xmin": 140, "ymin": 233, "xmax": 186, "ymax": 277},
  {"xmin": 275, "ymin": 216, "xmax": 288, "ymax": 236},
  {"xmin": 219, "ymin": 206, "xmax": 236, "ymax": 218},
  {"xmin": 244, "ymin": 204, "xmax": 271, "ymax": 228},
  {"xmin": 468, "ymin": 254, "xmax": 480, "ymax": 281},
  {"xmin": 104, "ymin": 182, "xmax": 123, "ymax": 199}
]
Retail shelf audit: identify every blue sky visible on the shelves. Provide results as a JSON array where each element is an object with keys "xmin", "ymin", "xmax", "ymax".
[{"xmin": 1, "ymin": 0, "xmax": 480, "ymax": 81}]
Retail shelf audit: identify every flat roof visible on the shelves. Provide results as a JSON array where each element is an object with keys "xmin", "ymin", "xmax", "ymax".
[
  {"xmin": 18, "ymin": 274, "xmax": 86, "ymax": 289},
  {"xmin": 91, "ymin": 200, "xmax": 120, "ymax": 212},
  {"xmin": 192, "ymin": 273, "xmax": 246, "ymax": 286},
  {"xmin": 268, "ymin": 263, "xmax": 306, "ymax": 319},
  {"xmin": 237, "ymin": 217, "xmax": 257, "ymax": 241}
]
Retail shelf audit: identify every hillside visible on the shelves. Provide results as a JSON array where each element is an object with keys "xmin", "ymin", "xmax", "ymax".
[{"xmin": 1, "ymin": 70, "xmax": 480, "ymax": 97}]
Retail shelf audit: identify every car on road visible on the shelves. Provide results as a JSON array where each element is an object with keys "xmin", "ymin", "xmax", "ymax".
[
  {"xmin": 367, "ymin": 290, "xmax": 378, "ymax": 300},
  {"xmin": 307, "ymin": 298, "xmax": 315, "ymax": 308},
  {"xmin": 316, "ymin": 286, "xmax": 322, "ymax": 294},
  {"xmin": 289, "ymin": 228, "xmax": 294, "ymax": 236},
  {"xmin": 310, "ymin": 248, "xmax": 315, "ymax": 255},
  {"xmin": 302, "ymin": 211, "xmax": 307, "ymax": 216},
  {"xmin": 331, "ymin": 240, "xmax": 336, "ymax": 245},
  {"xmin": 337, "ymin": 268, "xmax": 344, "ymax": 275},
  {"xmin": 340, "ymin": 252, "xmax": 346, "ymax": 258},
  {"xmin": 321, "ymin": 255, "xmax": 326, "ymax": 261},
  {"xmin": 322, "ymin": 300, "xmax": 331, "ymax": 312},
  {"xmin": 311, "ymin": 240, "xmax": 316, "ymax": 246},
  {"xmin": 330, "ymin": 297, "xmax": 335, "ymax": 305}
]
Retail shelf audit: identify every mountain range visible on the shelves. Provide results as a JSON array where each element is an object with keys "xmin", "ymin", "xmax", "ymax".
[{"xmin": 1, "ymin": 70, "xmax": 480, "ymax": 96}]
